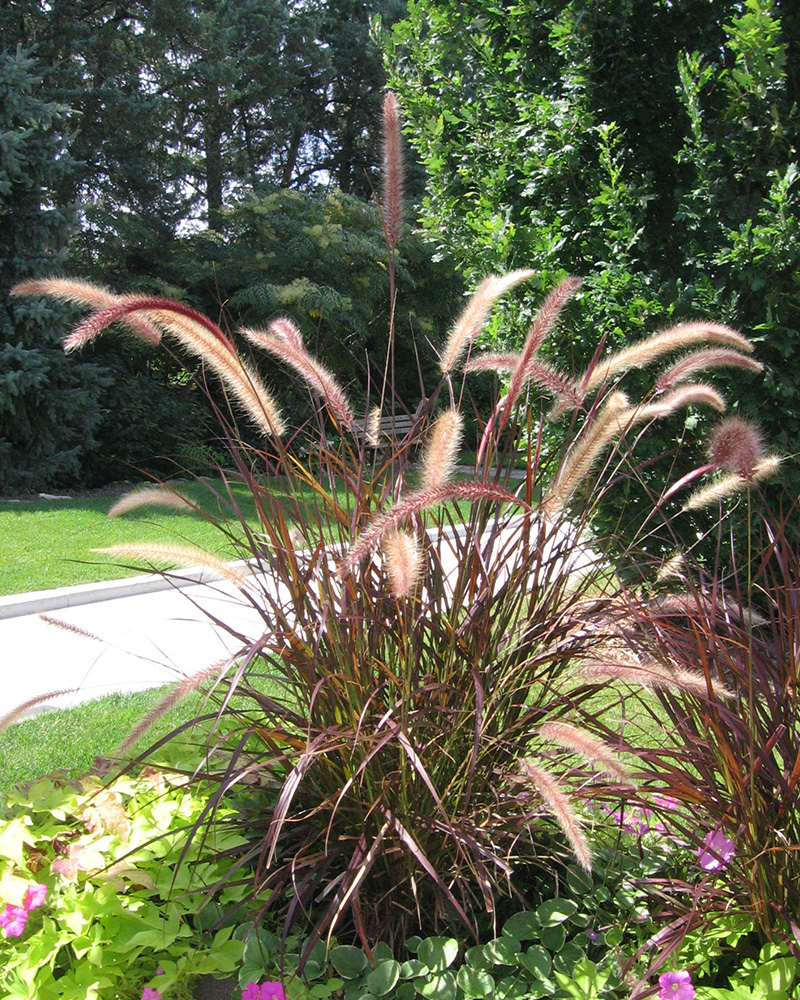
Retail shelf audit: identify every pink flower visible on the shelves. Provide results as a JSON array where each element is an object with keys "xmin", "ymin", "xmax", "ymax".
[
  {"xmin": 653, "ymin": 795, "xmax": 679, "ymax": 811},
  {"xmin": 141, "ymin": 989, "xmax": 162, "ymax": 1000},
  {"xmin": 242, "ymin": 984, "xmax": 286, "ymax": 1000},
  {"xmin": 658, "ymin": 971, "xmax": 695, "ymax": 1000},
  {"xmin": 22, "ymin": 883, "xmax": 47, "ymax": 910},
  {"xmin": 260, "ymin": 984, "xmax": 287, "ymax": 1000},
  {"xmin": 0, "ymin": 904, "xmax": 28, "ymax": 938},
  {"xmin": 699, "ymin": 831, "xmax": 735, "ymax": 872}
]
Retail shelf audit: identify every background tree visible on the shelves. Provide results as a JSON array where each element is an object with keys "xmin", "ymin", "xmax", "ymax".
[
  {"xmin": 387, "ymin": 0, "xmax": 800, "ymax": 553},
  {"xmin": 0, "ymin": 48, "xmax": 108, "ymax": 493}
]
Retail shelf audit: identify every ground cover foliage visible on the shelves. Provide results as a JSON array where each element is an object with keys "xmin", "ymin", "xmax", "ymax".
[{"xmin": 6, "ymin": 93, "xmax": 799, "ymax": 1000}]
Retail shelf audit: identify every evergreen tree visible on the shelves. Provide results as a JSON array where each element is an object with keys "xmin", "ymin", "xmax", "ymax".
[{"xmin": 0, "ymin": 48, "xmax": 108, "ymax": 493}]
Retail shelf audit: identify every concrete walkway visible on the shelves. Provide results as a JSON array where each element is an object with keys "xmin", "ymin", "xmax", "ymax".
[
  {"xmin": 0, "ymin": 568, "xmax": 264, "ymax": 719},
  {"xmin": 1, "ymin": 508, "xmax": 596, "ymax": 722}
]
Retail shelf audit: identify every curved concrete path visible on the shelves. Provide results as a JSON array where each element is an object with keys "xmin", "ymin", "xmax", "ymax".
[{"xmin": 1, "ymin": 513, "xmax": 597, "ymax": 721}]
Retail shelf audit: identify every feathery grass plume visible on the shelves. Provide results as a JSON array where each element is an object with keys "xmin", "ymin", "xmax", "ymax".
[
  {"xmin": 38, "ymin": 615, "xmax": 105, "ymax": 642},
  {"xmin": 365, "ymin": 406, "xmax": 382, "ymax": 446},
  {"xmin": 542, "ymin": 391, "xmax": 630, "ymax": 517},
  {"xmin": 0, "ymin": 689, "xmax": 79, "ymax": 733},
  {"xmin": 108, "ymin": 485, "xmax": 196, "ymax": 518},
  {"xmin": 48, "ymin": 293, "xmax": 285, "ymax": 436},
  {"xmin": 61, "ymin": 295, "xmax": 234, "ymax": 353},
  {"xmin": 578, "ymin": 656, "xmax": 734, "ymax": 701},
  {"xmin": 338, "ymin": 480, "xmax": 533, "ymax": 579},
  {"xmin": 382, "ymin": 92, "xmax": 404, "ymax": 250},
  {"xmin": 621, "ymin": 384, "xmax": 726, "ymax": 423},
  {"xmin": 243, "ymin": 319, "xmax": 354, "ymax": 430},
  {"xmin": 383, "ymin": 529, "xmax": 423, "ymax": 597},
  {"xmin": 656, "ymin": 347, "xmax": 763, "ymax": 392},
  {"xmin": 92, "ymin": 543, "xmax": 248, "ymax": 588},
  {"xmin": 502, "ymin": 277, "xmax": 581, "ymax": 417},
  {"xmin": 11, "ymin": 277, "xmax": 162, "ymax": 345},
  {"xmin": 656, "ymin": 553, "xmax": 686, "ymax": 582},
  {"xmin": 521, "ymin": 760, "xmax": 592, "ymax": 871},
  {"xmin": 148, "ymin": 307, "xmax": 285, "ymax": 437},
  {"xmin": 464, "ymin": 352, "xmax": 521, "ymax": 373},
  {"xmin": 439, "ymin": 269, "xmax": 535, "ymax": 375},
  {"xmin": 539, "ymin": 721, "xmax": 632, "ymax": 785},
  {"xmin": 117, "ymin": 657, "xmax": 233, "ymax": 754},
  {"xmin": 708, "ymin": 417, "xmax": 765, "ymax": 479},
  {"xmin": 684, "ymin": 455, "xmax": 782, "ymax": 511},
  {"xmin": 419, "ymin": 409, "xmax": 463, "ymax": 492},
  {"xmin": 651, "ymin": 592, "xmax": 768, "ymax": 628},
  {"xmin": 581, "ymin": 321, "xmax": 754, "ymax": 394}
]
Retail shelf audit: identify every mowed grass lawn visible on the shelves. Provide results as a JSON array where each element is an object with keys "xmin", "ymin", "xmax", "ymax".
[{"xmin": 0, "ymin": 477, "xmax": 269, "ymax": 596}]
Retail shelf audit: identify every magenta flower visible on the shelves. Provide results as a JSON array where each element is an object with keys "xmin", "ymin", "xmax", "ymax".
[
  {"xmin": 141, "ymin": 989, "xmax": 162, "ymax": 1000},
  {"xmin": 22, "ymin": 883, "xmax": 47, "ymax": 910},
  {"xmin": 653, "ymin": 795, "xmax": 679, "ymax": 812},
  {"xmin": 699, "ymin": 830, "xmax": 735, "ymax": 872},
  {"xmin": 242, "ymin": 984, "xmax": 287, "ymax": 1000},
  {"xmin": 260, "ymin": 984, "xmax": 287, "ymax": 1000},
  {"xmin": 0, "ymin": 904, "xmax": 28, "ymax": 938},
  {"xmin": 658, "ymin": 970, "xmax": 695, "ymax": 1000}
]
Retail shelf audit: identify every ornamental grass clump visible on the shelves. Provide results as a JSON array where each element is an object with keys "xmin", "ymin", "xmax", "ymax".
[
  {"xmin": 10, "ymin": 93, "xmax": 778, "ymax": 958},
  {"xmin": 605, "ymin": 494, "xmax": 800, "ymax": 963}
]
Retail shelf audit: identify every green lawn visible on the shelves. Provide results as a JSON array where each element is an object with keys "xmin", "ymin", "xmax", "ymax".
[
  {"xmin": 0, "ymin": 477, "xmax": 274, "ymax": 596},
  {"xmin": 0, "ymin": 687, "xmax": 206, "ymax": 810}
]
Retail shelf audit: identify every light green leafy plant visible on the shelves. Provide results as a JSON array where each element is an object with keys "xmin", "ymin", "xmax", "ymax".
[{"xmin": 0, "ymin": 769, "xmax": 245, "ymax": 1000}]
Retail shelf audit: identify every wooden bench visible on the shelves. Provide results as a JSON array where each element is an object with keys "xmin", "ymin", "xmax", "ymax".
[{"xmin": 353, "ymin": 411, "xmax": 417, "ymax": 453}]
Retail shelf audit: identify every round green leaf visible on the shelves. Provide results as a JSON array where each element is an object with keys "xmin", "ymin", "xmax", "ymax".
[
  {"xmin": 367, "ymin": 960, "xmax": 401, "ymax": 996},
  {"xmin": 414, "ymin": 972, "xmax": 457, "ymax": 1000},
  {"xmin": 520, "ymin": 945, "xmax": 551, "ymax": 980},
  {"xmin": 373, "ymin": 942, "xmax": 395, "ymax": 964},
  {"xmin": 495, "ymin": 975, "xmax": 531, "ymax": 999},
  {"xmin": 465, "ymin": 945, "xmax": 492, "ymax": 972},
  {"xmin": 330, "ymin": 945, "xmax": 370, "ymax": 979},
  {"xmin": 483, "ymin": 937, "xmax": 520, "ymax": 966},
  {"xmin": 566, "ymin": 866, "xmax": 594, "ymax": 895},
  {"xmin": 539, "ymin": 924, "xmax": 566, "ymax": 952},
  {"xmin": 553, "ymin": 941, "xmax": 586, "ymax": 976},
  {"xmin": 396, "ymin": 983, "xmax": 416, "ymax": 1000},
  {"xmin": 536, "ymin": 899, "xmax": 578, "ymax": 927},
  {"xmin": 416, "ymin": 938, "xmax": 459, "ymax": 973},
  {"xmin": 400, "ymin": 960, "xmax": 429, "ymax": 979},
  {"xmin": 502, "ymin": 912, "xmax": 539, "ymax": 941},
  {"xmin": 242, "ymin": 928, "xmax": 276, "ymax": 969},
  {"xmin": 457, "ymin": 967, "xmax": 495, "ymax": 998}
]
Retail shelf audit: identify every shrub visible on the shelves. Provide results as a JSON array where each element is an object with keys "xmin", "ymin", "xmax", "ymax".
[{"xmin": 10, "ymin": 95, "xmax": 780, "ymax": 965}]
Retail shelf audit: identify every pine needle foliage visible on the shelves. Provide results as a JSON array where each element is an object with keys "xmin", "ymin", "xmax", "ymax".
[{"xmin": 11, "ymin": 93, "xmax": 780, "ymax": 959}]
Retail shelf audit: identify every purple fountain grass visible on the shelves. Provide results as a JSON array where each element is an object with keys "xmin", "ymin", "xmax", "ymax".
[
  {"xmin": 497, "ymin": 276, "xmax": 581, "ymax": 432},
  {"xmin": 92, "ymin": 543, "xmax": 248, "ymax": 588},
  {"xmin": 520, "ymin": 760, "xmax": 592, "ymax": 872},
  {"xmin": 11, "ymin": 277, "xmax": 163, "ymax": 345},
  {"xmin": 656, "ymin": 347, "xmax": 763, "ymax": 392},
  {"xmin": 438, "ymin": 269, "xmax": 534, "ymax": 375},
  {"xmin": 243, "ymin": 319, "xmax": 355, "ymax": 431},
  {"xmin": 108, "ymin": 485, "xmax": 196, "ymax": 518},
  {"xmin": 338, "ymin": 480, "xmax": 532, "ymax": 579},
  {"xmin": 579, "ymin": 320, "xmax": 754, "ymax": 394},
  {"xmin": 382, "ymin": 92, "xmax": 404, "ymax": 252},
  {"xmin": 418, "ymin": 409, "xmax": 463, "ymax": 492},
  {"xmin": 382, "ymin": 529, "xmax": 423, "ymax": 598},
  {"xmin": 707, "ymin": 416, "xmax": 765, "ymax": 479},
  {"xmin": 539, "ymin": 720, "xmax": 633, "ymax": 785}
]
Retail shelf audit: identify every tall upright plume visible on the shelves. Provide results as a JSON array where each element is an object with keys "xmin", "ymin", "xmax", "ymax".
[{"xmin": 382, "ymin": 92, "xmax": 404, "ymax": 250}]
